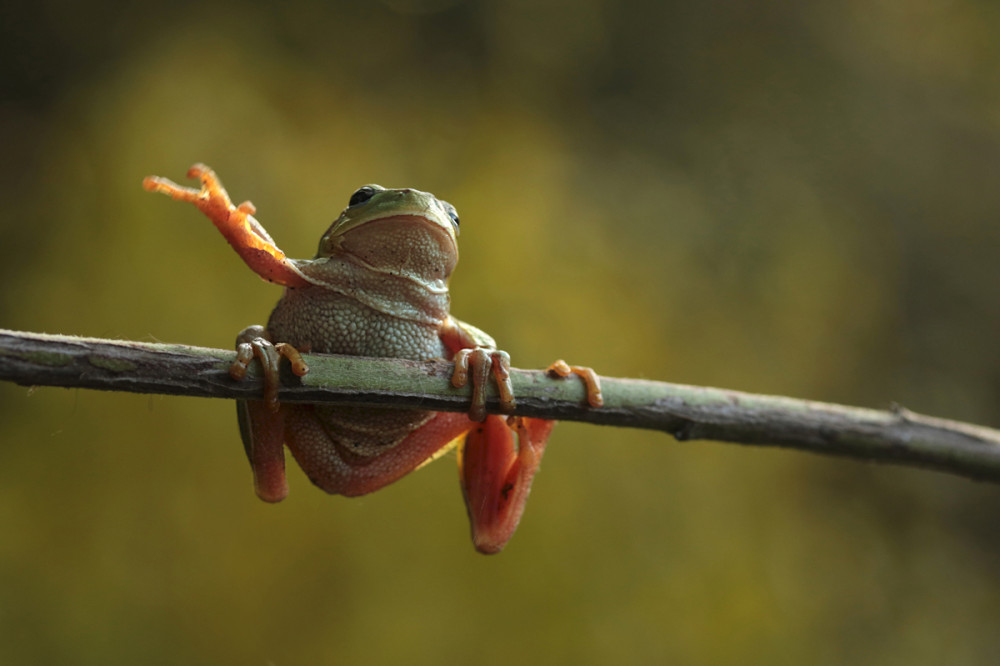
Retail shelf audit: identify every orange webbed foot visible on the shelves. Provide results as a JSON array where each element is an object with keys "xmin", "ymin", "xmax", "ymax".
[
  {"xmin": 236, "ymin": 399, "xmax": 290, "ymax": 503},
  {"xmin": 459, "ymin": 415, "xmax": 556, "ymax": 554},
  {"xmin": 143, "ymin": 163, "xmax": 240, "ymax": 216},
  {"xmin": 546, "ymin": 359, "xmax": 604, "ymax": 408},
  {"xmin": 143, "ymin": 164, "xmax": 311, "ymax": 288}
]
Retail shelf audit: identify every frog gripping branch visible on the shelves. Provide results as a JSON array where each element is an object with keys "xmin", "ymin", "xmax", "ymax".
[{"xmin": 143, "ymin": 164, "xmax": 602, "ymax": 554}]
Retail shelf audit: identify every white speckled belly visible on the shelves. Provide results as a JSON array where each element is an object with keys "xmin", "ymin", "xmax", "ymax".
[{"xmin": 266, "ymin": 286, "xmax": 447, "ymax": 360}]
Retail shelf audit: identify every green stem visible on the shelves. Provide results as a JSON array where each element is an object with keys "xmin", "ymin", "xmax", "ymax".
[{"xmin": 2, "ymin": 328, "xmax": 999, "ymax": 483}]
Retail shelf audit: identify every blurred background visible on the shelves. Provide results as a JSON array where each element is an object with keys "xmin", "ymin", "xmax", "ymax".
[{"xmin": 1, "ymin": 0, "xmax": 999, "ymax": 663}]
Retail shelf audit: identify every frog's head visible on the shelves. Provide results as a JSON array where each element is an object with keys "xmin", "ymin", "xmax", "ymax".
[{"xmin": 316, "ymin": 185, "xmax": 461, "ymax": 283}]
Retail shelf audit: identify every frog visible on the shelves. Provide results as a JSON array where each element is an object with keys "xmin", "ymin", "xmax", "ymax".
[{"xmin": 143, "ymin": 164, "xmax": 602, "ymax": 553}]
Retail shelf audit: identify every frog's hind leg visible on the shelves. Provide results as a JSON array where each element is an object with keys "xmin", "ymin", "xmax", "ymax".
[
  {"xmin": 458, "ymin": 415, "xmax": 556, "ymax": 554},
  {"xmin": 546, "ymin": 359, "xmax": 604, "ymax": 407},
  {"xmin": 237, "ymin": 399, "xmax": 290, "ymax": 503}
]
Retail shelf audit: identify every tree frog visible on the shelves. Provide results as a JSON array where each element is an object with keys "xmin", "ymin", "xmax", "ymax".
[{"xmin": 143, "ymin": 164, "xmax": 602, "ymax": 553}]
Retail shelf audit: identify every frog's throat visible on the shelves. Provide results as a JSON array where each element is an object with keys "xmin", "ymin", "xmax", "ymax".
[{"xmin": 291, "ymin": 255, "xmax": 450, "ymax": 325}]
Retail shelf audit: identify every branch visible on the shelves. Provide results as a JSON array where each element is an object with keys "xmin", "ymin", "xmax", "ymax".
[{"xmin": 2, "ymin": 328, "xmax": 1000, "ymax": 484}]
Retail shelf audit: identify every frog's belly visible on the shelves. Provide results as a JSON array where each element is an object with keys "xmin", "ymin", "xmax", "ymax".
[
  {"xmin": 311, "ymin": 404, "xmax": 434, "ymax": 456},
  {"xmin": 267, "ymin": 288, "xmax": 447, "ymax": 472},
  {"xmin": 266, "ymin": 287, "xmax": 447, "ymax": 360},
  {"xmin": 282, "ymin": 403, "xmax": 471, "ymax": 496}
]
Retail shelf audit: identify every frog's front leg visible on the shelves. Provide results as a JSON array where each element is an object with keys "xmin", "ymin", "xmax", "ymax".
[
  {"xmin": 440, "ymin": 316, "xmax": 604, "ymax": 418},
  {"xmin": 143, "ymin": 164, "xmax": 312, "ymax": 289},
  {"xmin": 230, "ymin": 325, "xmax": 309, "ymax": 410},
  {"xmin": 230, "ymin": 325, "xmax": 309, "ymax": 503},
  {"xmin": 451, "ymin": 347, "xmax": 515, "ymax": 422},
  {"xmin": 440, "ymin": 317, "xmax": 515, "ymax": 422}
]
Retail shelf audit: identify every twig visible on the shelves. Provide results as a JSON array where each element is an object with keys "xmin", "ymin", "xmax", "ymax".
[{"xmin": 2, "ymin": 328, "xmax": 999, "ymax": 483}]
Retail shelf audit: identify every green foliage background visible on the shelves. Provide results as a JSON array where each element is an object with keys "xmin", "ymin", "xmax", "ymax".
[{"xmin": 2, "ymin": 1, "xmax": 1000, "ymax": 663}]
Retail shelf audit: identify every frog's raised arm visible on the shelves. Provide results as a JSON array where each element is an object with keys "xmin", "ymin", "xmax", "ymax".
[{"xmin": 143, "ymin": 164, "xmax": 313, "ymax": 289}]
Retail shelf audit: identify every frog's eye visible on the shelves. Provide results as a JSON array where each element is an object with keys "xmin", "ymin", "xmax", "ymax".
[
  {"xmin": 443, "ymin": 202, "xmax": 460, "ymax": 234},
  {"xmin": 348, "ymin": 186, "xmax": 376, "ymax": 207}
]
